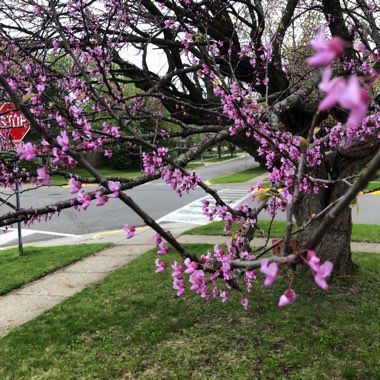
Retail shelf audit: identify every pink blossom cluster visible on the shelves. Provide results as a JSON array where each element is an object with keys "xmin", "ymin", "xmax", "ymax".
[
  {"xmin": 153, "ymin": 245, "xmax": 333, "ymax": 309},
  {"xmin": 171, "ymin": 261, "xmax": 186, "ymax": 297},
  {"xmin": 213, "ymin": 83, "xmax": 264, "ymax": 136},
  {"xmin": 108, "ymin": 181, "xmax": 121, "ymax": 197},
  {"xmin": 17, "ymin": 143, "xmax": 38, "ymax": 161},
  {"xmin": 259, "ymin": 251, "xmax": 333, "ymax": 307},
  {"xmin": 36, "ymin": 167, "xmax": 51, "ymax": 185},
  {"xmin": 152, "ymin": 233, "xmax": 170, "ymax": 255},
  {"xmin": 160, "ymin": 168, "xmax": 200, "ymax": 197},
  {"xmin": 77, "ymin": 191, "xmax": 91, "ymax": 209},
  {"xmin": 142, "ymin": 147, "xmax": 169, "ymax": 175}
]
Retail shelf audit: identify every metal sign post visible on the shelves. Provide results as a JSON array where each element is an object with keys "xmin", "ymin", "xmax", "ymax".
[{"xmin": 15, "ymin": 178, "xmax": 24, "ymax": 256}]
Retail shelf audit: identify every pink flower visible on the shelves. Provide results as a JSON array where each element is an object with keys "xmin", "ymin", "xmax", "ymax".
[
  {"xmin": 36, "ymin": 167, "xmax": 51, "ymax": 185},
  {"xmin": 189, "ymin": 270, "xmax": 206, "ymax": 293},
  {"xmin": 104, "ymin": 149, "xmax": 112, "ymax": 158},
  {"xmin": 171, "ymin": 261, "xmax": 186, "ymax": 296},
  {"xmin": 200, "ymin": 251, "xmax": 212, "ymax": 263},
  {"xmin": 245, "ymin": 270, "xmax": 257, "ymax": 292},
  {"xmin": 110, "ymin": 126, "xmax": 120, "ymax": 138},
  {"xmin": 171, "ymin": 261, "xmax": 184, "ymax": 278},
  {"xmin": 173, "ymin": 277, "xmax": 186, "ymax": 297},
  {"xmin": 220, "ymin": 291, "xmax": 229, "ymax": 302},
  {"xmin": 314, "ymin": 261, "xmax": 334, "ymax": 290},
  {"xmin": 157, "ymin": 242, "xmax": 170, "ymax": 255},
  {"xmin": 278, "ymin": 288, "xmax": 297, "ymax": 307},
  {"xmin": 108, "ymin": 181, "xmax": 121, "ymax": 197},
  {"xmin": 339, "ymin": 75, "xmax": 370, "ymax": 127},
  {"xmin": 33, "ymin": 5, "xmax": 41, "ymax": 15},
  {"xmin": 57, "ymin": 131, "xmax": 70, "ymax": 152},
  {"xmin": 307, "ymin": 29, "xmax": 346, "ymax": 67},
  {"xmin": 155, "ymin": 258, "xmax": 168, "ymax": 274},
  {"xmin": 241, "ymin": 298, "xmax": 249, "ymax": 310},
  {"xmin": 184, "ymin": 258, "xmax": 198, "ymax": 274},
  {"xmin": 123, "ymin": 224, "xmax": 136, "ymax": 239},
  {"xmin": 306, "ymin": 251, "xmax": 333, "ymax": 290},
  {"xmin": 68, "ymin": 178, "xmax": 82, "ymax": 194},
  {"xmin": 260, "ymin": 259, "xmax": 279, "ymax": 286},
  {"xmin": 24, "ymin": 64, "xmax": 32, "ymax": 75},
  {"xmin": 69, "ymin": 105, "xmax": 81, "ymax": 118},
  {"xmin": 95, "ymin": 191, "xmax": 108, "ymax": 206},
  {"xmin": 318, "ymin": 69, "xmax": 369, "ymax": 127},
  {"xmin": 36, "ymin": 83, "xmax": 45, "ymax": 94},
  {"xmin": 17, "ymin": 142, "xmax": 38, "ymax": 161},
  {"xmin": 306, "ymin": 250, "xmax": 321, "ymax": 272},
  {"xmin": 52, "ymin": 40, "xmax": 60, "ymax": 50},
  {"xmin": 152, "ymin": 233, "xmax": 163, "ymax": 246},
  {"xmin": 77, "ymin": 191, "xmax": 91, "ymax": 209},
  {"xmin": 318, "ymin": 68, "xmax": 346, "ymax": 110}
]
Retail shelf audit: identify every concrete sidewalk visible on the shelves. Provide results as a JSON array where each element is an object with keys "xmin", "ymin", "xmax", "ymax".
[{"xmin": 0, "ymin": 222, "xmax": 190, "ymax": 337}]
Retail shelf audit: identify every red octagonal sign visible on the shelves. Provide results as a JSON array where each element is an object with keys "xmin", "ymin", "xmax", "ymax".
[{"xmin": 0, "ymin": 103, "xmax": 30, "ymax": 142}]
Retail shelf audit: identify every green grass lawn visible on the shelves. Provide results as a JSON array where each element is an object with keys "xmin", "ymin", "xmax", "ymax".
[
  {"xmin": 210, "ymin": 167, "xmax": 267, "ymax": 184},
  {"xmin": 184, "ymin": 220, "xmax": 380, "ymax": 243},
  {"xmin": 185, "ymin": 220, "xmax": 289, "ymax": 238},
  {"xmin": 250, "ymin": 179, "xmax": 380, "ymax": 192},
  {"xmin": 186, "ymin": 155, "xmax": 237, "ymax": 168},
  {"xmin": 192, "ymin": 155, "xmax": 238, "ymax": 164},
  {"xmin": 0, "ymin": 244, "xmax": 378, "ymax": 379},
  {"xmin": 0, "ymin": 244, "xmax": 110, "ymax": 295},
  {"xmin": 184, "ymin": 163, "xmax": 204, "ymax": 170},
  {"xmin": 365, "ymin": 181, "xmax": 380, "ymax": 191},
  {"xmin": 52, "ymin": 167, "xmax": 142, "ymax": 186},
  {"xmin": 204, "ymin": 155, "xmax": 238, "ymax": 163}
]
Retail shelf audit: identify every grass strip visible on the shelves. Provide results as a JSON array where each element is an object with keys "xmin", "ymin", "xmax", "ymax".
[
  {"xmin": 365, "ymin": 181, "xmax": 380, "ymax": 191},
  {"xmin": 203, "ymin": 155, "xmax": 238, "ymax": 163},
  {"xmin": 184, "ymin": 163, "xmax": 204, "ymax": 170},
  {"xmin": 0, "ymin": 245, "xmax": 378, "ymax": 379},
  {"xmin": 184, "ymin": 220, "xmax": 380, "ymax": 243},
  {"xmin": 52, "ymin": 168, "xmax": 142, "ymax": 186},
  {"xmin": 210, "ymin": 167, "xmax": 267, "ymax": 184},
  {"xmin": 184, "ymin": 220, "xmax": 287, "ymax": 238},
  {"xmin": 0, "ymin": 243, "xmax": 111, "ymax": 295}
]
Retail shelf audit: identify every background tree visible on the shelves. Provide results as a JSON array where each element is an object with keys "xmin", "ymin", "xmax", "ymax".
[{"xmin": 0, "ymin": 0, "xmax": 380, "ymax": 306}]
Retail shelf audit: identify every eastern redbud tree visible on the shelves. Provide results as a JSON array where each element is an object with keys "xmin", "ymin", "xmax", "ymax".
[{"xmin": 0, "ymin": 0, "xmax": 380, "ymax": 308}]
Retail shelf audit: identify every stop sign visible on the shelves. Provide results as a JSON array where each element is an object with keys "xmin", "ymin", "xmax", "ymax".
[{"xmin": 0, "ymin": 103, "xmax": 30, "ymax": 141}]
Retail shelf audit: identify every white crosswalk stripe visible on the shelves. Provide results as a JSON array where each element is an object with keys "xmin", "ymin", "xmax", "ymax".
[
  {"xmin": 156, "ymin": 189, "xmax": 250, "ymax": 225},
  {"xmin": 0, "ymin": 228, "xmax": 82, "ymax": 249},
  {"xmin": 0, "ymin": 229, "xmax": 36, "ymax": 246}
]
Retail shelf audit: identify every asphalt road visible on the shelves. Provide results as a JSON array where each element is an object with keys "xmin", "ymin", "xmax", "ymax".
[
  {"xmin": 1, "ymin": 154, "xmax": 379, "ymax": 246},
  {"xmin": 0, "ymin": 155, "xmax": 257, "ymax": 244}
]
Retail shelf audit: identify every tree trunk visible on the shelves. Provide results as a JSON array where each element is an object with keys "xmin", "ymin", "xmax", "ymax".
[
  {"xmin": 293, "ymin": 192, "xmax": 357, "ymax": 276},
  {"xmin": 229, "ymin": 129, "xmax": 377, "ymax": 277}
]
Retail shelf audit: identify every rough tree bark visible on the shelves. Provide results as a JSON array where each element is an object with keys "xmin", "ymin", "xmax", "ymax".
[{"xmin": 294, "ymin": 193, "xmax": 356, "ymax": 276}]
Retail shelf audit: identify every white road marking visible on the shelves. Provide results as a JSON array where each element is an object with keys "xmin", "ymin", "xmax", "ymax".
[
  {"xmin": 0, "ymin": 227, "xmax": 82, "ymax": 248},
  {"xmin": 0, "ymin": 229, "xmax": 35, "ymax": 246},
  {"xmin": 156, "ymin": 189, "xmax": 250, "ymax": 225},
  {"xmin": 11, "ymin": 228, "xmax": 82, "ymax": 237}
]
